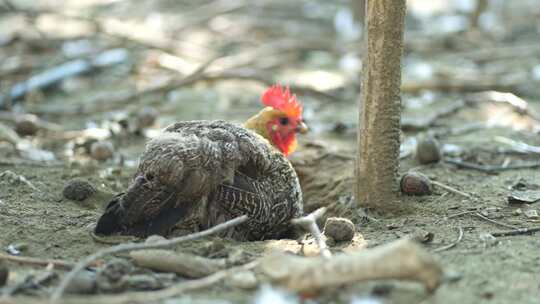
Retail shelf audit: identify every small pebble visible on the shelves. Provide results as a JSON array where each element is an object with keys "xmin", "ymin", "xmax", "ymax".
[
  {"xmin": 14, "ymin": 114, "xmax": 39, "ymax": 136},
  {"xmin": 136, "ymin": 106, "xmax": 159, "ymax": 128},
  {"xmin": 0, "ymin": 261, "xmax": 8, "ymax": 287},
  {"xmin": 63, "ymin": 179, "xmax": 96, "ymax": 201},
  {"xmin": 415, "ymin": 136, "xmax": 441, "ymax": 164},
  {"xmin": 400, "ymin": 172, "xmax": 432, "ymax": 196},
  {"xmin": 65, "ymin": 270, "xmax": 96, "ymax": 294},
  {"xmin": 227, "ymin": 270, "xmax": 258, "ymax": 289},
  {"xmin": 512, "ymin": 208, "xmax": 523, "ymax": 216},
  {"xmin": 90, "ymin": 141, "xmax": 114, "ymax": 161},
  {"xmin": 524, "ymin": 209, "xmax": 539, "ymax": 219},
  {"xmin": 324, "ymin": 217, "xmax": 355, "ymax": 242}
]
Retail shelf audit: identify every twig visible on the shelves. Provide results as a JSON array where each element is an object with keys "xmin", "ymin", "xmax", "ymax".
[
  {"xmin": 1, "ymin": 260, "xmax": 258, "ymax": 304},
  {"xmin": 473, "ymin": 212, "xmax": 517, "ymax": 230},
  {"xmin": 490, "ymin": 227, "xmax": 540, "ymax": 237},
  {"xmin": 27, "ymin": 56, "xmax": 217, "ymax": 115},
  {"xmin": 495, "ymin": 136, "xmax": 540, "ymax": 154},
  {"xmin": 444, "ymin": 158, "xmax": 540, "ymax": 173},
  {"xmin": 445, "ymin": 210, "xmax": 476, "ymax": 220},
  {"xmin": 0, "ymin": 49, "xmax": 129, "ymax": 108},
  {"xmin": 30, "ymin": 67, "xmax": 338, "ymax": 115},
  {"xmin": 0, "ymin": 253, "xmax": 99, "ymax": 270},
  {"xmin": 433, "ymin": 227, "xmax": 463, "ymax": 252},
  {"xmin": 51, "ymin": 215, "xmax": 248, "ymax": 301},
  {"xmin": 2, "ymin": 264, "xmax": 57, "ymax": 297},
  {"xmin": 431, "ymin": 180, "xmax": 473, "ymax": 199},
  {"xmin": 292, "ymin": 207, "xmax": 331, "ymax": 259}
]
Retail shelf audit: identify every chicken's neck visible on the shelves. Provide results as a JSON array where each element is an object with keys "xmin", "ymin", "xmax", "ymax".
[{"xmin": 243, "ymin": 107, "xmax": 273, "ymax": 142}]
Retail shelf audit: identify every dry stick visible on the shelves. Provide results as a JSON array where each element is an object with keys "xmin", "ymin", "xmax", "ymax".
[
  {"xmin": 28, "ymin": 56, "xmax": 217, "ymax": 116},
  {"xmin": 444, "ymin": 158, "xmax": 540, "ymax": 173},
  {"xmin": 292, "ymin": 207, "xmax": 331, "ymax": 259},
  {"xmin": 69, "ymin": 260, "xmax": 259, "ymax": 304},
  {"xmin": 0, "ymin": 253, "xmax": 100, "ymax": 270},
  {"xmin": 51, "ymin": 215, "xmax": 248, "ymax": 302},
  {"xmin": 1, "ymin": 261, "xmax": 258, "ymax": 304},
  {"xmin": 445, "ymin": 210, "xmax": 477, "ymax": 220},
  {"xmin": 490, "ymin": 227, "xmax": 540, "ymax": 237},
  {"xmin": 261, "ymin": 238, "xmax": 443, "ymax": 293},
  {"xmin": 430, "ymin": 180, "xmax": 472, "ymax": 199},
  {"xmin": 495, "ymin": 136, "xmax": 540, "ymax": 154},
  {"xmin": 473, "ymin": 212, "xmax": 517, "ymax": 230},
  {"xmin": 433, "ymin": 227, "xmax": 463, "ymax": 252}
]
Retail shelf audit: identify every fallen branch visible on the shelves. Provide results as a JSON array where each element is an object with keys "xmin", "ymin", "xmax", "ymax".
[
  {"xmin": 130, "ymin": 249, "xmax": 226, "ymax": 278},
  {"xmin": 51, "ymin": 215, "xmax": 248, "ymax": 301},
  {"xmin": 2, "ymin": 264, "xmax": 56, "ymax": 296},
  {"xmin": 0, "ymin": 49, "xmax": 129, "ymax": 109},
  {"xmin": 1, "ymin": 260, "xmax": 258, "ymax": 304},
  {"xmin": 29, "ymin": 67, "xmax": 339, "ymax": 115},
  {"xmin": 495, "ymin": 137, "xmax": 540, "ymax": 154},
  {"xmin": 261, "ymin": 238, "xmax": 443, "ymax": 293},
  {"xmin": 0, "ymin": 253, "xmax": 99, "ymax": 270}
]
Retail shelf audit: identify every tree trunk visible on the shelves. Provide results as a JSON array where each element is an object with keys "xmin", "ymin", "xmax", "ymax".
[{"xmin": 356, "ymin": 0, "xmax": 406, "ymax": 209}]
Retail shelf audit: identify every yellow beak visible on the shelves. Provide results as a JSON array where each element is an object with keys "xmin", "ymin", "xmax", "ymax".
[{"xmin": 296, "ymin": 121, "xmax": 308, "ymax": 134}]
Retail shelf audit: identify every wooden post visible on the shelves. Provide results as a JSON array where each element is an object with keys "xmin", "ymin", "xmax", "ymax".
[{"xmin": 356, "ymin": 0, "xmax": 406, "ymax": 209}]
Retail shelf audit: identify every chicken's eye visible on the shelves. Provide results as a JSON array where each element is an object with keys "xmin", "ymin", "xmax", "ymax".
[{"xmin": 279, "ymin": 117, "xmax": 289, "ymax": 125}]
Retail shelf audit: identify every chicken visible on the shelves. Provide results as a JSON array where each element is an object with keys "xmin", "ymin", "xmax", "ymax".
[{"xmin": 94, "ymin": 85, "xmax": 308, "ymax": 241}]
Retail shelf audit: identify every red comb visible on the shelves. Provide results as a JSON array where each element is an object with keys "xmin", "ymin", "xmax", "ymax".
[{"xmin": 261, "ymin": 84, "xmax": 302, "ymax": 118}]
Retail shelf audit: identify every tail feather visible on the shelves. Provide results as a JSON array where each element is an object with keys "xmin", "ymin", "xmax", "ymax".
[
  {"xmin": 94, "ymin": 180, "xmax": 195, "ymax": 237},
  {"xmin": 94, "ymin": 194, "xmax": 125, "ymax": 235}
]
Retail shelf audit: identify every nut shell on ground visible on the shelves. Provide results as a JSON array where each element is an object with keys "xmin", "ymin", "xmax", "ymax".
[
  {"xmin": 90, "ymin": 141, "xmax": 114, "ymax": 161},
  {"xmin": 324, "ymin": 217, "xmax": 355, "ymax": 242},
  {"xmin": 15, "ymin": 114, "xmax": 39, "ymax": 136},
  {"xmin": 400, "ymin": 172, "xmax": 432, "ymax": 196},
  {"xmin": 415, "ymin": 136, "xmax": 441, "ymax": 164},
  {"xmin": 136, "ymin": 106, "xmax": 159, "ymax": 128},
  {"xmin": 63, "ymin": 179, "xmax": 96, "ymax": 201}
]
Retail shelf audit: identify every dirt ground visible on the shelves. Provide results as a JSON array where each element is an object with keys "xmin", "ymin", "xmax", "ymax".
[{"xmin": 1, "ymin": 1, "xmax": 540, "ymax": 303}]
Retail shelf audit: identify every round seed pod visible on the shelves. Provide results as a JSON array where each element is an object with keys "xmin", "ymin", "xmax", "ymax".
[
  {"xmin": 324, "ymin": 217, "xmax": 355, "ymax": 242},
  {"xmin": 90, "ymin": 141, "xmax": 114, "ymax": 161},
  {"xmin": 15, "ymin": 114, "xmax": 39, "ymax": 136},
  {"xmin": 63, "ymin": 179, "xmax": 96, "ymax": 201},
  {"xmin": 400, "ymin": 172, "xmax": 432, "ymax": 196},
  {"xmin": 136, "ymin": 107, "xmax": 159, "ymax": 129},
  {"xmin": 415, "ymin": 136, "xmax": 441, "ymax": 164}
]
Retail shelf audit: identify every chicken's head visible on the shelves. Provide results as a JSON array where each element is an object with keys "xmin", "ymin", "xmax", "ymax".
[{"xmin": 244, "ymin": 85, "xmax": 307, "ymax": 156}]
